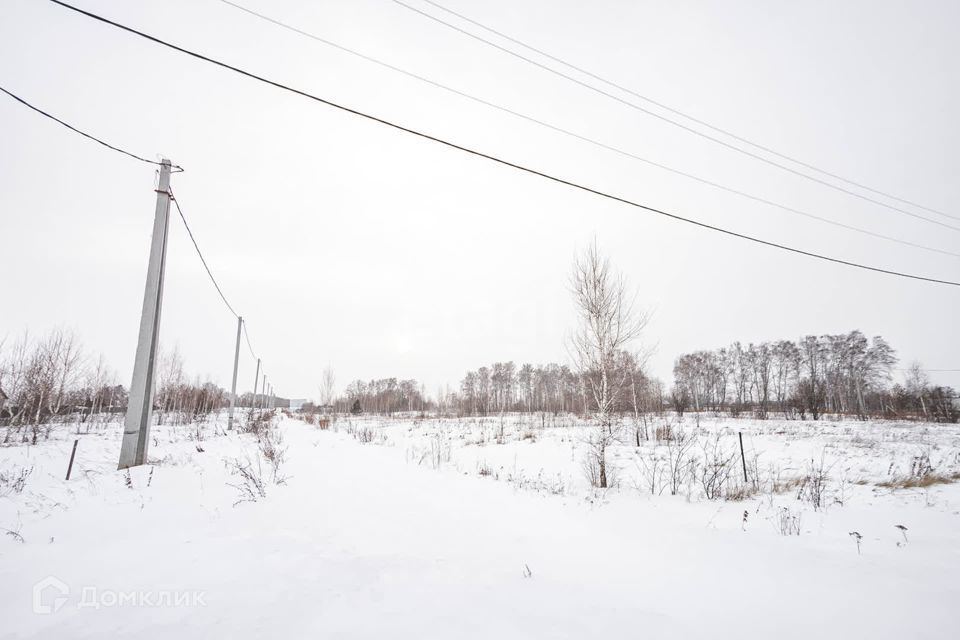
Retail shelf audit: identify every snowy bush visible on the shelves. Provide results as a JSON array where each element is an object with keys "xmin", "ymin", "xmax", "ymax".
[
  {"xmin": 242, "ymin": 410, "xmax": 274, "ymax": 437},
  {"xmin": 225, "ymin": 415, "xmax": 288, "ymax": 504},
  {"xmin": 427, "ymin": 433, "xmax": 452, "ymax": 469},
  {"xmin": 796, "ymin": 454, "xmax": 832, "ymax": 510},
  {"xmin": 699, "ymin": 435, "xmax": 737, "ymax": 500},
  {"xmin": 225, "ymin": 456, "xmax": 268, "ymax": 506},
  {"xmin": 258, "ymin": 425, "xmax": 288, "ymax": 485},
  {"xmin": 665, "ymin": 430, "xmax": 696, "ymax": 496},
  {"xmin": 0, "ymin": 465, "xmax": 32, "ymax": 497},
  {"xmin": 776, "ymin": 507, "xmax": 802, "ymax": 536},
  {"xmin": 635, "ymin": 450, "xmax": 666, "ymax": 495}
]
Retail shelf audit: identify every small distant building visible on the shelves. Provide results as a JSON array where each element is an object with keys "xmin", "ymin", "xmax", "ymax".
[{"xmin": 288, "ymin": 398, "xmax": 308, "ymax": 411}]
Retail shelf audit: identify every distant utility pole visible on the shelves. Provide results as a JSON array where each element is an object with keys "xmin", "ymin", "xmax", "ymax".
[
  {"xmin": 261, "ymin": 375, "xmax": 268, "ymax": 412},
  {"xmin": 227, "ymin": 316, "xmax": 242, "ymax": 430},
  {"xmin": 252, "ymin": 357, "xmax": 261, "ymax": 411},
  {"xmin": 118, "ymin": 159, "xmax": 173, "ymax": 469}
]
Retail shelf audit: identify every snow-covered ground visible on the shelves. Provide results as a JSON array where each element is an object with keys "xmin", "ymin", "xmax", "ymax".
[{"xmin": 2, "ymin": 413, "xmax": 959, "ymax": 639}]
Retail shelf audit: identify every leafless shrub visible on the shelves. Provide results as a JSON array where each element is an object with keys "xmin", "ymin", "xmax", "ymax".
[
  {"xmin": 665, "ymin": 430, "xmax": 696, "ymax": 495},
  {"xmin": 507, "ymin": 467, "xmax": 567, "ymax": 496},
  {"xmin": 427, "ymin": 432, "xmax": 452, "ymax": 469},
  {"xmin": 0, "ymin": 465, "xmax": 33, "ymax": 497},
  {"xmin": 776, "ymin": 506, "xmax": 802, "ymax": 536},
  {"xmin": 700, "ymin": 435, "xmax": 737, "ymax": 500},
  {"xmin": 909, "ymin": 450, "xmax": 933, "ymax": 480},
  {"xmin": 227, "ymin": 414, "xmax": 287, "ymax": 504},
  {"xmin": 635, "ymin": 450, "xmax": 666, "ymax": 495},
  {"xmin": 258, "ymin": 426, "xmax": 288, "ymax": 485},
  {"xmin": 406, "ymin": 432, "xmax": 453, "ymax": 470},
  {"xmin": 226, "ymin": 456, "xmax": 267, "ymax": 506},
  {"xmin": 796, "ymin": 452, "xmax": 832, "ymax": 510},
  {"xmin": 355, "ymin": 426, "xmax": 375, "ymax": 443},
  {"xmin": 242, "ymin": 410, "xmax": 273, "ymax": 437},
  {"xmin": 745, "ymin": 452, "xmax": 763, "ymax": 493}
]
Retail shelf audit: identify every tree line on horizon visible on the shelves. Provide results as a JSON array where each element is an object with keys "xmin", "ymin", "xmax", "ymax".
[
  {"xmin": 3, "ymin": 325, "xmax": 957, "ymax": 444},
  {"xmin": 329, "ymin": 333, "xmax": 956, "ymax": 423},
  {"xmin": 0, "ymin": 330, "xmax": 282, "ymax": 443}
]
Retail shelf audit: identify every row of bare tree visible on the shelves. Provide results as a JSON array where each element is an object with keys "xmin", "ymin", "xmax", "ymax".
[
  {"xmin": 0, "ymin": 330, "xmax": 241, "ymax": 441},
  {"xmin": 671, "ymin": 333, "xmax": 954, "ymax": 421},
  {"xmin": 448, "ymin": 356, "xmax": 663, "ymax": 418},
  {"xmin": 337, "ymin": 378, "xmax": 429, "ymax": 415},
  {"xmin": 0, "ymin": 330, "xmax": 122, "ymax": 442}
]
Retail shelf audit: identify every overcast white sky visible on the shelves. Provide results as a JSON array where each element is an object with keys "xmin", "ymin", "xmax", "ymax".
[{"xmin": 2, "ymin": 0, "xmax": 958, "ymax": 399}]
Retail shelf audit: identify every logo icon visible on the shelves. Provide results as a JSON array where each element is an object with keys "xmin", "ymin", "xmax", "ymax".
[{"xmin": 32, "ymin": 576, "xmax": 69, "ymax": 614}]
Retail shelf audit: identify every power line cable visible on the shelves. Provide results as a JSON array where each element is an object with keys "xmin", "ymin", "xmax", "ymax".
[
  {"xmin": 212, "ymin": 0, "xmax": 960, "ymax": 259},
  {"xmin": 168, "ymin": 189, "xmax": 240, "ymax": 318},
  {"xmin": 2, "ymin": 79, "xmax": 268, "ymax": 374},
  {"xmin": 0, "ymin": 85, "xmax": 182, "ymax": 171},
  {"xmin": 1, "ymin": 80, "xmax": 272, "ymax": 385},
  {"xmin": 173, "ymin": 193, "xmax": 269, "ymax": 384},
  {"xmin": 242, "ymin": 321, "xmax": 258, "ymax": 360},
  {"xmin": 416, "ymin": 0, "xmax": 958, "ymax": 223},
  {"xmin": 390, "ymin": 0, "xmax": 960, "ymax": 233},
  {"xmin": 44, "ymin": 0, "xmax": 960, "ymax": 287}
]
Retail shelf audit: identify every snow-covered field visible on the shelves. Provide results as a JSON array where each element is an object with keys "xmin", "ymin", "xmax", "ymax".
[{"xmin": 2, "ymin": 412, "xmax": 959, "ymax": 639}]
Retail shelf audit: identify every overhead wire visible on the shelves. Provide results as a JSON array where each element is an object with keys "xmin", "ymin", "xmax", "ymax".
[
  {"xmin": 415, "ymin": 0, "xmax": 958, "ymax": 223},
  {"xmin": 389, "ymin": 0, "xmax": 960, "ymax": 232},
  {"xmin": 0, "ymin": 84, "xmax": 183, "ymax": 171},
  {"xmin": 169, "ymin": 190, "xmax": 240, "ymax": 318},
  {"xmin": 44, "ymin": 0, "xmax": 960, "ymax": 288},
  {"xmin": 171, "ymin": 192, "xmax": 271, "ymax": 386},
  {"xmin": 242, "ymin": 321, "xmax": 258, "ymax": 361},
  {"xmin": 1, "ymin": 74, "xmax": 272, "ymax": 392},
  {"xmin": 211, "ymin": 0, "xmax": 960, "ymax": 259}
]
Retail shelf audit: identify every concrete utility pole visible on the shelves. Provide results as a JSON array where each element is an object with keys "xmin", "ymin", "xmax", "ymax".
[
  {"xmin": 119, "ymin": 159, "xmax": 173, "ymax": 469},
  {"xmin": 227, "ymin": 316, "xmax": 242, "ymax": 430},
  {"xmin": 261, "ymin": 375, "xmax": 267, "ymax": 412},
  {"xmin": 252, "ymin": 357, "xmax": 261, "ymax": 411}
]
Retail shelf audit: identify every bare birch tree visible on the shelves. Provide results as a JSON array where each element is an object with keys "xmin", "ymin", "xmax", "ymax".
[
  {"xmin": 319, "ymin": 365, "xmax": 336, "ymax": 411},
  {"xmin": 568, "ymin": 241, "xmax": 648, "ymax": 488}
]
